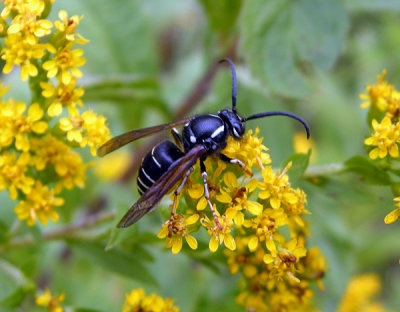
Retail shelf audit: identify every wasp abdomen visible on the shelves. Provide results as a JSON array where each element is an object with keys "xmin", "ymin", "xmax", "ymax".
[{"xmin": 137, "ymin": 140, "xmax": 185, "ymax": 195}]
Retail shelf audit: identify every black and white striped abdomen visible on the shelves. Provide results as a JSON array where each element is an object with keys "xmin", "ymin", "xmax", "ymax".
[{"xmin": 137, "ymin": 140, "xmax": 185, "ymax": 195}]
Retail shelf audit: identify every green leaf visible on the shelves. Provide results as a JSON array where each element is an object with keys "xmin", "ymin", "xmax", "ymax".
[
  {"xmin": 68, "ymin": 240, "xmax": 157, "ymax": 286},
  {"xmin": 239, "ymin": 0, "xmax": 348, "ymax": 98},
  {"xmin": 0, "ymin": 286, "xmax": 33, "ymax": 309},
  {"xmin": 347, "ymin": 0, "xmax": 400, "ymax": 12},
  {"xmin": 344, "ymin": 155, "xmax": 392, "ymax": 185},
  {"xmin": 52, "ymin": 0, "xmax": 157, "ymax": 75},
  {"xmin": 282, "ymin": 150, "xmax": 311, "ymax": 184},
  {"xmin": 199, "ymin": 0, "xmax": 242, "ymax": 38}
]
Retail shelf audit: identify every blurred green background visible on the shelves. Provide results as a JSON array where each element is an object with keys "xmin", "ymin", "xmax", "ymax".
[{"xmin": 2, "ymin": 0, "xmax": 400, "ymax": 311}]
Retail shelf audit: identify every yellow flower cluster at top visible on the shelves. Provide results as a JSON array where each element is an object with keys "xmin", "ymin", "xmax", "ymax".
[
  {"xmin": 361, "ymin": 70, "xmax": 400, "ymax": 160},
  {"xmin": 36, "ymin": 288, "xmax": 179, "ymax": 312},
  {"xmin": 361, "ymin": 72, "xmax": 400, "ymax": 226},
  {"xmin": 337, "ymin": 274, "xmax": 386, "ymax": 312},
  {"xmin": 156, "ymin": 129, "xmax": 326, "ymax": 311},
  {"xmin": 0, "ymin": 1, "xmax": 110, "ymax": 226}
]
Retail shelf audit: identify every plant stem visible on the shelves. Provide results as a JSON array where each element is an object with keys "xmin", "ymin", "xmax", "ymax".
[
  {"xmin": 0, "ymin": 210, "xmax": 115, "ymax": 253},
  {"xmin": 304, "ymin": 163, "xmax": 346, "ymax": 178}
]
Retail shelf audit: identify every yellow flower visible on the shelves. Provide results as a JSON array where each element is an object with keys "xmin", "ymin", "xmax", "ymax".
[
  {"xmin": 54, "ymin": 10, "xmax": 87, "ymax": 43},
  {"xmin": 364, "ymin": 117, "xmax": 400, "ymax": 159},
  {"xmin": 59, "ymin": 110, "xmax": 111, "ymax": 156},
  {"xmin": 122, "ymin": 288, "xmax": 179, "ymax": 312},
  {"xmin": 36, "ymin": 289, "xmax": 65, "ymax": 312},
  {"xmin": 40, "ymin": 79, "xmax": 84, "ymax": 116},
  {"xmin": 1, "ymin": 32, "xmax": 50, "ymax": 81},
  {"xmin": 43, "ymin": 45, "xmax": 86, "ymax": 85},
  {"xmin": 7, "ymin": 11, "xmax": 52, "ymax": 43},
  {"xmin": 222, "ymin": 128, "xmax": 271, "ymax": 169},
  {"xmin": 30, "ymin": 135, "xmax": 88, "ymax": 193},
  {"xmin": 14, "ymin": 181, "xmax": 64, "ymax": 226},
  {"xmin": 337, "ymin": 274, "xmax": 385, "ymax": 312},
  {"xmin": 0, "ymin": 151, "xmax": 34, "ymax": 199},
  {"xmin": 157, "ymin": 213, "xmax": 199, "ymax": 254},
  {"xmin": 201, "ymin": 213, "xmax": 236, "ymax": 252},
  {"xmin": 244, "ymin": 208, "xmax": 288, "ymax": 254},
  {"xmin": 216, "ymin": 172, "xmax": 262, "ymax": 225},
  {"xmin": 0, "ymin": 100, "xmax": 48, "ymax": 151},
  {"xmin": 360, "ymin": 70, "xmax": 394, "ymax": 111},
  {"xmin": 2, "ymin": 0, "xmax": 46, "ymax": 19}
]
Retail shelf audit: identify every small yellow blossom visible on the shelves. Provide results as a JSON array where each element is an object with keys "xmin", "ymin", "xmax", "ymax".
[
  {"xmin": 201, "ymin": 213, "xmax": 236, "ymax": 252},
  {"xmin": 36, "ymin": 289, "xmax": 65, "ymax": 312},
  {"xmin": 40, "ymin": 79, "xmax": 84, "ymax": 116},
  {"xmin": 0, "ymin": 151, "xmax": 34, "ymax": 199},
  {"xmin": 43, "ymin": 45, "xmax": 86, "ymax": 85},
  {"xmin": 157, "ymin": 213, "xmax": 199, "ymax": 254},
  {"xmin": 122, "ymin": 288, "xmax": 179, "ymax": 312},
  {"xmin": 337, "ymin": 274, "xmax": 385, "ymax": 312},
  {"xmin": 54, "ymin": 10, "xmax": 87, "ymax": 43},
  {"xmin": 360, "ymin": 70, "xmax": 400, "ymax": 117},
  {"xmin": 216, "ymin": 172, "xmax": 261, "ymax": 225},
  {"xmin": 14, "ymin": 181, "xmax": 64, "ymax": 226},
  {"xmin": 364, "ymin": 117, "xmax": 400, "ymax": 159},
  {"xmin": 222, "ymin": 128, "xmax": 271, "ymax": 169},
  {"xmin": 59, "ymin": 110, "xmax": 111, "ymax": 156}
]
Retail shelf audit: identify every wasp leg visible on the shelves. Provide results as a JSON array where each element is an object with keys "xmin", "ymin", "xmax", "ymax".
[
  {"xmin": 219, "ymin": 154, "xmax": 253, "ymax": 177},
  {"xmin": 170, "ymin": 127, "xmax": 183, "ymax": 150},
  {"xmin": 168, "ymin": 166, "xmax": 193, "ymax": 232},
  {"xmin": 200, "ymin": 159, "xmax": 222, "ymax": 230}
]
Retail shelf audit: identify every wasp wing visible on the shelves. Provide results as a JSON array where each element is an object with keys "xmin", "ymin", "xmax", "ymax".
[
  {"xmin": 117, "ymin": 144, "xmax": 206, "ymax": 228},
  {"xmin": 97, "ymin": 117, "xmax": 194, "ymax": 157}
]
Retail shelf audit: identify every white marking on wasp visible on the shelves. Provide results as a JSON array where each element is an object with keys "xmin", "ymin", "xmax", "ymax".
[
  {"xmin": 211, "ymin": 125, "xmax": 225, "ymax": 138},
  {"xmin": 208, "ymin": 114, "xmax": 219, "ymax": 118},
  {"xmin": 151, "ymin": 147, "xmax": 162, "ymax": 168},
  {"xmin": 137, "ymin": 175, "xmax": 151, "ymax": 188},
  {"xmin": 185, "ymin": 122, "xmax": 189, "ymax": 127},
  {"xmin": 137, "ymin": 181, "xmax": 147, "ymax": 194},
  {"xmin": 190, "ymin": 135, "xmax": 196, "ymax": 143},
  {"xmin": 233, "ymin": 128, "xmax": 239, "ymax": 137},
  {"xmin": 141, "ymin": 168, "xmax": 156, "ymax": 184}
]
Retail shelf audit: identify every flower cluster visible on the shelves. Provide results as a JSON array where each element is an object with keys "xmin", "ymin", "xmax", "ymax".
[
  {"xmin": 337, "ymin": 274, "xmax": 386, "ymax": 312},
  {"xmin": 36, "ymin": 288, "xmax": 180, "ymax": 312},
  {"xmin": 0, "ymin": 1, "xmax": 110, "ymax": 226},
  {"xmin": 361, "ymin": 72, "xmax": 400, "ymax": 227},
  {"xmin": 122, "ymin": 288, "xmax": 179, "ymax": 312},
  {"xmin": 156, "ymin": 129, "xmax": 326, "ymax": 311},
  {"xmin": 361, "ymin": 70, "xmax": 400, "ymax": 160}
]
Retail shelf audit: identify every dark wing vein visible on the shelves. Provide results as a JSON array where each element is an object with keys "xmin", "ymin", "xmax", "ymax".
[
  {"xmin": 97, "ymin": 117, "xmax": 194, "ymax": 157},
  {"xmin": 117, "ymin": 144, "xmax": 206, "ymax": 228}
]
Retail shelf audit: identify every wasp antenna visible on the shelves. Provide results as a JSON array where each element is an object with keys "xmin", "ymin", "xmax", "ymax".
[
  {"xmin": 244, "ymin": 111, "xmax": 310, "ymax": 139},
  {"xmin": 219, "ymin": 58, "xmax": 237, "ymax": 113}
]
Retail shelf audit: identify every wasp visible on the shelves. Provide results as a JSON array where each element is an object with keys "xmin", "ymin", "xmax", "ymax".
[{"xmin": 97, "ymin": 59, "xmax": 310, "ymax": 229}]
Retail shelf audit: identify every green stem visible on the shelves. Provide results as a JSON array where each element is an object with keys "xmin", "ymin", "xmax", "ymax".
[
  {"xmin": 0, "ymin": 210, "xmax": 115, "ymax": 253},
  {"xmin": 304, "ymin": 163, "xmax": 346, "ymax": 178}
]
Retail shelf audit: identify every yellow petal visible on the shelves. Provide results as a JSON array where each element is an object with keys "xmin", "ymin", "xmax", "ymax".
[
  {"xmin": 187, "ymin": 183, "xmax": 203, "ymax": 199},
  {"xmin": 28, "ymin": 103, "xmax": 44, "ymax": 121},
  {"xmin": 185, "ymin": 235, "xmax": 198, "ymax": 250},
  {"xmin": 263, "ymin": 254, "xmax": 274, "ymax": 264},
  {"xmin": 185, "ymin": 214, "xmax": 199, "ymax": 225},
  {"xmin": 171, "ymin": 236, "xmax": 182, "ymax": 254},
  {"xmin": 196, "ymin": 197, "xmax": 207, "ymax": 211},
  {"xmin": 48, "ymin": 102, "xmax": 63, "ymax": 116},
  {"xmin": 31, "ymin": 121, "xmax": 48, "ymax": 134},
  {"xmin": 209, "ymin": 235, "xmax": 219, "ymax": 253},
  {"xmin": 384, "ymin": 209, "xmax": 400, "ymax": 224},
  {"xmin": 248, "ymin": 236, "xmax": 259, "ymax": 252},
  {"xmin": 224, "ymin": 234, "xmax": 236, "ymax": 250},
  {"xmin": 270, "ymin": 197, "xmax": 281, "ymax": 209},
  {"xmin": 247, "ymin": 201, "xmax": 263, "ymax": 215}
]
